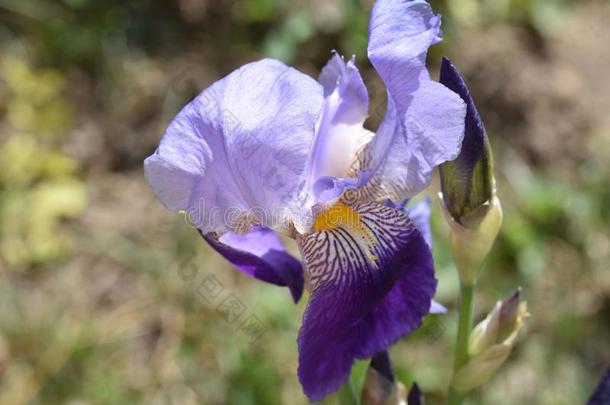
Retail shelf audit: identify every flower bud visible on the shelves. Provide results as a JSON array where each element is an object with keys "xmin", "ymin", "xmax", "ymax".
[
  {"xmin": 452, "ymin": 289, "xmax": 528, "ymax": 392},
  {"xmin": 469, "ymin": 288, "xmax": 527, "ymax": 356},
  {"xmin": 439, "ymin": 57, "xmax": 494, "ymax": 226},
  {"xmin": 441, "ymin": 195, "xmax": 503, "ymax": 284},
  {"xmin": 362, "ymin": 352, "xmax": 407, "ymax": 405},
  {"xmin": 438, "ymin": 58, "xmax": 501, "ymax": 284}
]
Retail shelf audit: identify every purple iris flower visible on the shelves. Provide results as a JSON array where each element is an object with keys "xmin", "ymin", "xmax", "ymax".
[{"xmin": 144, "ymin": 0, "xmax": 465, "ymax": 401}]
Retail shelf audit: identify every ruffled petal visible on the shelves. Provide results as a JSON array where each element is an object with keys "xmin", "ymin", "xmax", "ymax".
[
  {"xmin": 144, "ymin": 58, "xmax": 324, "ymax": 234},
  {"xmin": 360, "ymin": 0, "xmax": 466, "ymax": 201},
  {"xmin": 318, "ymin": 52, "xmax": 368, "ymax": 115},
  {"xmin": 297, "ymin": 202, "xmax": 435, "ymax": 401},
  {"xmin": 201, "ymin": 226, "xmax": 304, "ymax": 302},
  {"xmin": 304, "ymin": 53, "xmax": 373, "ymax": 207}
]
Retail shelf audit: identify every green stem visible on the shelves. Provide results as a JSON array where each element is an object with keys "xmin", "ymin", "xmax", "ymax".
[{"xmin": 448, "ymin": 282, "xmax": 476, "ymax": 405}]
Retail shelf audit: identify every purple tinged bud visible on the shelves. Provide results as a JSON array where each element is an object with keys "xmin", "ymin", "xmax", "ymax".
[
  {"xmin": 469, "ymin": 287, "xmax": 528, "ymax": 357},
  {"xmin": 407, "ymin": 382, "xmax": 425, "ymax": 405},
  {"xmin": 453, "ymin": 288, "xmax": 529, "ymax": 392},
  {"xmin": 439, "ymin": 57, "xmax": 494, "ymax": 225},
  {"xmin": 497, "ymin": 287, "xmax": 522, "ymax": 343}
]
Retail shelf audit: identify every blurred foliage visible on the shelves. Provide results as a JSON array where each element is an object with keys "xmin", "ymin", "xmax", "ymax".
[
  {"xmin": 0, "ymin": 57, "xmax": 85, "ymax": 268},
  {"xmin": 0, "ymin": 0, "xmax": 609, "ymax": 404}
]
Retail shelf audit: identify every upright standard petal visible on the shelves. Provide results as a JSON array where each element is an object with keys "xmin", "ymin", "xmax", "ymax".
[
  {"xmin": 144, "ymin": 59, "xmax": 324, "ymax": 234},
  {"xmin": 360, "ymin": 0, "xmax": 466, "ymax": 202},
  {"xmin": 304, "ymin": 52, "xmax": 374, "ymax": 207},
  {"xmin": 202, "ymin": 226, "xmax": 304, "ymax": 302},
  {"xmin": 297, "ymin": 202, "xmax": 435, "ymax": 401}
]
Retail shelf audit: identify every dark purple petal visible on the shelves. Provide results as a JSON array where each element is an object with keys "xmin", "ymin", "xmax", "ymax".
[
  {"xmin": 388, "ymin": 199, "xmax": 446, "ymax": 314},
  {"xmin": 351, "ymin": 236, "xmax": 435, "ymax": 358},
  {"xmin": 407, "ymin": 382, "xmax": 425, "ymax": 405},
  {"xmin": 370, "ymin": 351, "xmax": 394, "ymax": 382},
  {"xmin": 297, "ymin": 202, "xmax": 435, "ymax": 401},
  {"xmin": 439, "ymin": 57, "xmax": 493, "ymax": 222},
  {"xmin": 201, "ymin": 226, "xmax": 304, "ymax": 302},
  {"xmin": 588, "ymin": 367, "xmax": 610, "ymax": 405}
]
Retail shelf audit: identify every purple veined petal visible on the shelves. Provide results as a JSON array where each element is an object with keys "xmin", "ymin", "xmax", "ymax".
[
  {"xmin": 386, "ymin": 198, "xmax": 445, "ymax": 314},
  {"xmin": 144, "ymin": 59, "xmax": 324, "ymax": 234},
  {"xmin": 359, "ymin": 0, "xmax": 466, "ymax": 202},
  {"xmin": 405, "ymin": 199, "xmax": 447, "ymax": 313},
  {"xmin": 384, "ymin": 197, "xmax": 432, "ymax": 248},
  {"xmin": 201, "ymin": 226, "xmax": 304, "ymax": 302},
  {"xmin": 297, "ymin": 202, "xmax": 435, "ymax": 401},
  {"xmin": 304, "ymin": 52, "xmax": 374, "ymax": 207}
]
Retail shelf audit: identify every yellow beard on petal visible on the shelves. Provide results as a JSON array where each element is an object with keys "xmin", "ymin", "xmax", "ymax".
[{"xmin": 313, "ymin": 202, "xmax": 378, "ymax": 263}]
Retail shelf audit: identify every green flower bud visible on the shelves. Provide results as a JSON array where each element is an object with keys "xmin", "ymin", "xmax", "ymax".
[
  {"xmin": 441, "ymin": 195, "xmax": 503, "ymax": 284},
  {"xmin": 452, "ymin": 289, "xmax": 529, "ymax": 393},
  {"xmin": 469, "ymin": 288, "xmax": 527, "ymax": 356},
  {"xmin": 438, "ymin": 58, "xmax": 502, "ymax": 284}
]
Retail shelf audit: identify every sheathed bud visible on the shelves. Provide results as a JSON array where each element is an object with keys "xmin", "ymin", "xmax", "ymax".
[
  {"xmin": 469, "ymin": 288, "xmax": 527, "ymax": 356},
  {"xmin": 438, "ymin": 58, "xmax": 501, "ymax": 284},
  {"xmin": 362, "ymin": 352, "xmax": 407, "ymax": 405},
  {"xmin": 442, "ymin": 194, "xmax": 503, "ymax": 284},
  {"xmin": 452, "ymin": 288, "xmax": 529, "ymax": 392},
  {"xmin": 439, "ymin": 57, "xmax": 494, "ymax": 226}
]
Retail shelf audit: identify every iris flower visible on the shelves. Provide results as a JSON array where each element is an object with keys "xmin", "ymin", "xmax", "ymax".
[{"xmin": 145, "ymin": 0, "xmax": 465, "ymax": 400}]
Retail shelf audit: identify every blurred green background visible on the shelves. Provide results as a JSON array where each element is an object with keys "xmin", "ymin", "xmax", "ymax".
[{"xmin": 0, "ymin": 0, "xmax": 609, "ymax": 404}]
